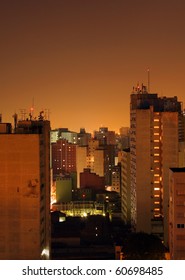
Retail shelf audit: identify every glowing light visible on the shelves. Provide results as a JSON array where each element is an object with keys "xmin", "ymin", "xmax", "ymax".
[{"xmin": 41, "ymin": 248, "xmax": 49, "ymax": 257}]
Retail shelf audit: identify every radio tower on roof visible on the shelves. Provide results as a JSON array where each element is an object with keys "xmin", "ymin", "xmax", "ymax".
[
  {"xmin": 147, "ymin": 68, "xmax": 150, "ymax": 93},
  {"xmin": 29, "ymin": 97, "xmax": 34, "ymax": 120}
]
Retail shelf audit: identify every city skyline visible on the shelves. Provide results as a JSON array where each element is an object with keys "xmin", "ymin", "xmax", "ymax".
[{"xmin": 1, "ymin": 0, "xmax": 185, "ymax": 133}]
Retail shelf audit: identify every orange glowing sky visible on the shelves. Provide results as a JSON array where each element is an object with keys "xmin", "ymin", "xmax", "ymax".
[{"xmin": 1, "ymin": 0, "xmax": 185, "ymax": 133}]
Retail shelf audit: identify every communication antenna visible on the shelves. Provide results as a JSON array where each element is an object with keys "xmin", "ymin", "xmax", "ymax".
[
  {"xmin": 147, "ymin": 68, "xmax": 150, "ymax": 93},
  {"xmin": 29, "ymin": 97, "xmax": 34, "ymax": 120},
  {"xmin": 12, "ymin": 112, "xmax": 18, "ymax": 131},
  {"xmin": 20, "ymin": 109, "xmax": 26, "ymax": 120},
  {"xmin": 44, "ymin": 109, "xmax": 50, "ymax": 120}
]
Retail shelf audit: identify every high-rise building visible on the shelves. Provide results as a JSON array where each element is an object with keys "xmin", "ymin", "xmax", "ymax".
[
  {"xmin": 86, "ymin": 139, "xmax": 100, "ymax": 171},
  {"xmin": 76, "ymin": 145, "xmax": 87, "ymax": 188},
  {"xmin": 120, "ymin": 149, "xmax": 131, "ymax": 225},
  {"xmin": 77, "ymin": 128, "xmax": 91, "ymax": 146},
  {"xmin": 111, "ymin": 165, "xmax": 121, "ymax": 193},
  {"xmin": 130, "ymin": 84, "xmax": 184, "ymax": 244},
  {"xmin": 51, "ymin": 138, "xmax": 76, "ymax": 178},
  {"xmin": 118, "ymin": 127, "xmax": 130, "ymax": 150},
  {"xmin": 94, "ymin": 127, "xmax": 116, "ymax": 145},
  {"xmin": 169, "ymin": 167, "xmax": 185, "ymax": 259},
  {"xmin": 0, "ymin": 118, "xmax": 51, "ymax": 259}
]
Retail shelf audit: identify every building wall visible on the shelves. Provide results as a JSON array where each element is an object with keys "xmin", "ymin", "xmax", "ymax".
[
  {"xmin": 169, "ymin": 168, "xmax": 185, "ymax": 259},
  {"xmin": 130, "ymin": 85, "xmax": 185, "ymax": 244},
  {"xmin": 50, "ymin": 130, "xmax": 59, "ymax": 143},
  {"xmin": 161, "ymin": 112, "xmax": 179, "ymax": 245},
  {"xmin": 94, "ymin": 149, "xmax": 104, "ymax": 177},
  {"xmin": 80, "ymin": 168, "xmax": 105, "ymax": 191},
  {"xmin": 60, "ymin": 131, "xmax": 77, "ymax": 144},
  {"xmin": 51, "ymin": 138, "xmax": 76, "ymax": 177},
  {"xmin": 56, "ymin": 177, "xmax": 72, "ymax": 203},
  {"xmin": 111, "ymin": 165, "xmax": 121, "ymax": 193},
  {"xmin": 0, "ymin": 135, "xmax": 41, "ymax": 259},
  {"xmin": 0, "ymin": 119, "xmax": 51, "ymax": 260},
  {"xmin": 76, "ymin": 146, "xmax": 87, "ymax": 188},
  {"xmin": 134, "ymin": 110, "xmax": 151, "ymax": 233},
  {"xmin": 86, "ymin": 139, "xmax": 99, "ymax": 171},
  {"xmin": 94, "ymin": 127, "xmax": 116, "ymax": 145},
  {"xmin": 120, "ymin": 149, "xmax": 131, "ymax": 225}
]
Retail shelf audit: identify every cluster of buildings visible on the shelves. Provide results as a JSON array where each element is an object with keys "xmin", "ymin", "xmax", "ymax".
[{"xmin": 0, "ymin": 84, "xmax": 185, "ymax": 260}]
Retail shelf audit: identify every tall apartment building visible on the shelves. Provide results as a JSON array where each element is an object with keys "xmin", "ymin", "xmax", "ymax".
[
  {"xmin": 130, "ymin": 85, "xmax": 184, "ymax": 245},
  {"xmin": 119, "ymin": 127, "xmax": 130, "ymax": 150},
  {"xmin": 76, "ymin": 139, "xmax": 104, "ymax": 188},
  {"xmin": 119, "ymin": 149, "xmax": 131, "ymax": 225},
  {"xmin": 51, "ymin": 138, "xmax": 76, "ymax": 178},
  {"xmin": 169, "ymin": 167, "xmax": 185, "ymax": 259},
  {"xmin": 76, "ymin": 145, "xmax": 87, "ymax": 188},
  {"xmin": 77, "ymin": 128, "xmax": 91, "ymax": 146},
  {"xmin": 76, "ymin": 138, "xmax": 115, "ymax": 188},
  {"xmin": 94, "ymin": 127, "xmax": 116, "ymax": 145},
  {"xmin": 111, "ymin": 165, "xmax": 121, "ymax": 193},
  {"xmin": 0, "ymin": 118, "xmax": 51, "ymax": 259},
  {"xmin": 86, "ymin": 139, "xmax": 100, "ymax": 172}
]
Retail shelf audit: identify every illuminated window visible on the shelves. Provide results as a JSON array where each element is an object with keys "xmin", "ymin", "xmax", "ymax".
[
  {"xmin": 154, "ymin": 187, "xmax": 160, "ymax": 191},
  {"xmin": 154, "ymin": 133, "xmax": 159, "ymax": 135}
]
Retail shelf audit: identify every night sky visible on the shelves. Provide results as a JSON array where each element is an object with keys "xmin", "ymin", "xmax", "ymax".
[{"xmin": 1, "ymin": 0, "xmax": 185, "ymax": 133}]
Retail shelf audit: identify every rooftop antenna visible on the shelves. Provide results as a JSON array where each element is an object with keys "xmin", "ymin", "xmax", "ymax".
[
  {"xmin": 147, "ymin": 68, "xmax": 150, "ymax": 93},
  {"xmin": 20, "ymin": 109, "xmax": 26, "ymax": 120},
  {"xmin": 12, "ymin": 112, "xmax": 18, "ymax": 131},
  {"xmin": 29, "ymin": 97, "xmax": 34, "ymax": 120}
]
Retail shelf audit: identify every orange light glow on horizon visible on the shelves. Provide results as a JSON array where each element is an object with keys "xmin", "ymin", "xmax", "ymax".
[{"xmin": 0, "ymin": 1, "xmax": 185, "ymax": 132}]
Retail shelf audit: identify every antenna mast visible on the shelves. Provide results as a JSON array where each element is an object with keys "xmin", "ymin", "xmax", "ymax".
[
  {"xmin": 147, "ymin": 68, "xmax": 150, "ymax": 93},
  {"xmin": 30, "ymin": 97, "xmax": 34, "ymax": 119}
]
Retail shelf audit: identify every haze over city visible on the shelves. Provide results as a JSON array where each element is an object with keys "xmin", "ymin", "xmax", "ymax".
[{"xmin": 1, "ymin": 0, "xmax": 185, "ymax": 133}]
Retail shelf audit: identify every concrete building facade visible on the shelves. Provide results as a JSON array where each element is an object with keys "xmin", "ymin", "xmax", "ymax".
[
  {"xmin": 130, "ymin": 85, "xmax": 184, "ymax": 244},
  {"xmin": 0, "ymin": 119, "xmax": 51, "ymax": 260},
  {"xmin": 120, "ymin": 149, "xmax": 131, "ymax": 225},
  {"xmin": 51, "ymin": 138, "xmax": 76, "ymax": 178},
  {"xmin": 169, "ymin": 168, "xmax": 185, "ymax": 259}
]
